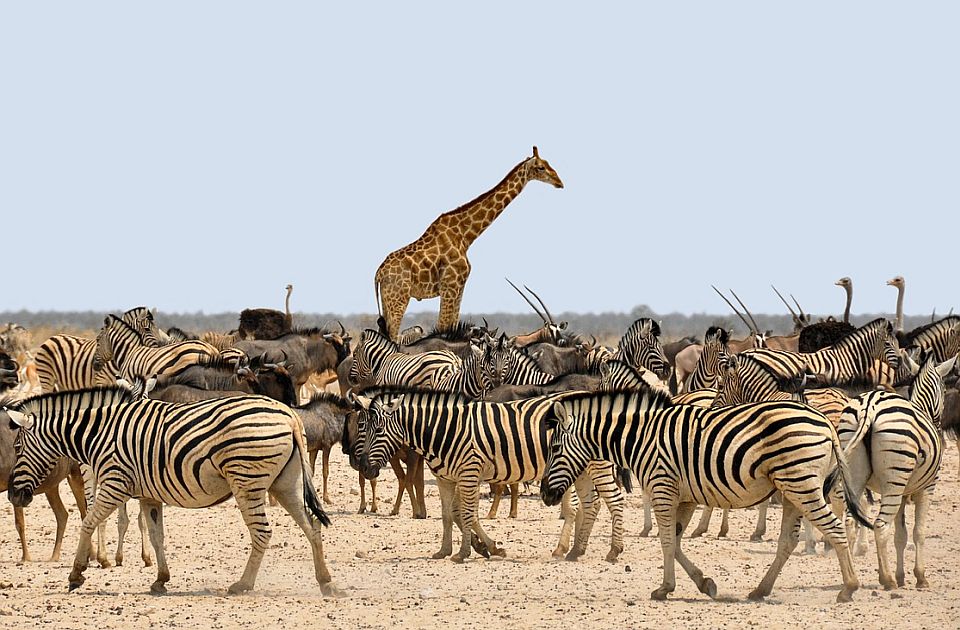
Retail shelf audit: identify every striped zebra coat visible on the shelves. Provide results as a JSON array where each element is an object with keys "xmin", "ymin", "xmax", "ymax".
[
  {"xmin": 541, "ymin": 389, "xmax": 869, "ymax": 603},
  {"xmin": 353, "ymin": 388, "xmax": 628, "ymax": 563},
  {"xmin": 95, "ymin": 315, "xmax": 230, "ymax": 382},
  {"xmin": 5, "ymin": 386, "xmax": 337, "ymax": 596},
  {"xmin": 350, "ymin": 329, "xmax": 461, "ymax": 388},
  {"xmin": 35, "ymin": 307, "xmax": 168, "ymax": 392},
  {"xmin": 835, "ymin": 353, "xmax": 956, "ymax": 590}
]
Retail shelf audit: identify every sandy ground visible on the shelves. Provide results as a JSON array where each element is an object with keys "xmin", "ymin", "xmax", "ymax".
[{"xmin": 1, "ymin": 441, "xmax": 958, "ymax": 629}]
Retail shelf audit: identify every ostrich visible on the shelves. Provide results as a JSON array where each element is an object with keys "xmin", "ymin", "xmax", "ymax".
[
  {"xmin": 796, "ymin": 278, "xmax": 856, "ymax": 352},
  {"xmin": 888, "ymin": 275, "xmax": 905, "ymax": 334},
  {"xmin": 836, "ymin": 277, "xmax": 853, "ymax": 324},
  {"xmin": 238, "ymin": 283, "xmax": 295, "ymax": 340}
]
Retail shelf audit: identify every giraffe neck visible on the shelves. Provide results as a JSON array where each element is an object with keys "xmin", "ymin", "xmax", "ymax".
[{"xmin": 439, "ymin": 161, "xmax": 531, "ymax": 247}]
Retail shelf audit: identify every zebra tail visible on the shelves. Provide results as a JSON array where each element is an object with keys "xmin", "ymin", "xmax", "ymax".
[
  {"xmin": 617, "ymin": 466, "xmax": 634, "ymax": 494},
  {"xmin": 291, "ymin": 417, "xmax": 331, "ymax": 527},
  {"xmin": 823, "ymin": 422, "xmax": 872, "ymax": 530}
]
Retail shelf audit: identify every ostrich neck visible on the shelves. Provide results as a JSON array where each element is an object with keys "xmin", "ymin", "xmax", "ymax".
[
  {"xmin": 895, "ymin": 286, "xmax": 904, "ymax": 332},
  {"xmin": 843, "ymin": 286, "xmax": 852, "ymax": 324}
]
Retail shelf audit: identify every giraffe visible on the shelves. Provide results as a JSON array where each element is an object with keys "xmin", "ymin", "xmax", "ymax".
[{"xmin": 374, "ymin": 146, "xmax": 564, "ymax": 340}]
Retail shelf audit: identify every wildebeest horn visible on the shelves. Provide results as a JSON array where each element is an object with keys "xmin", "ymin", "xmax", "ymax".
[
  {"xmin": 506, "ymin": 277, "xmax": 548, "ymax": 324},
  {"xmin": 729, "ymin": 289, "xmax": 760, "ymax": 334},
  {"xmin": 523, "ymin": 284, "xmax": 556, "ymax": 326},
  {"xmin": 338, "ymin": 321, "xmax": 346, "ymax": 337},
  {"xmin": 711, "ymin": 286, "xmax": 754, "ymax": 334}
]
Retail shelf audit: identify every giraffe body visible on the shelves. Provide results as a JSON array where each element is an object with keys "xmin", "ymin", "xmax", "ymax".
[{"xmin": 375, "ymin": 147, "xmax": 563, "ymax": 340}]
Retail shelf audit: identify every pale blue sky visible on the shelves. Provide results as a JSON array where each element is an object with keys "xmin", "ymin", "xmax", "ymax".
[{"xmin": 2, "ymin": 3, "xmax": 957, "ymax": 317}]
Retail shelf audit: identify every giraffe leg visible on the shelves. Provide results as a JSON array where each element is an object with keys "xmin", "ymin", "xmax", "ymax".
[
  {"xmin": 436, "ymin": 272, "xmax": 467, "ymax": 333},
  {"xmin": 378, "ymin": 281, "xmax": 410, "ymax": 341}
]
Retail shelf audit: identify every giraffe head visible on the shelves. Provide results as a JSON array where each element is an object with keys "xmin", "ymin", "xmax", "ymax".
[{"xmin": 525, "ymin": 146, "xmax": 564, "ymax": 188}]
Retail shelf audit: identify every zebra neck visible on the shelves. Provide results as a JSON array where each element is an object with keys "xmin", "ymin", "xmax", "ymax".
[{"xmin": 47, "ymin": 407, "xmax": 102, "ymax": 465}]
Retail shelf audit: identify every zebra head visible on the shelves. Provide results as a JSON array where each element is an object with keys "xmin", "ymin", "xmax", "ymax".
[
  {"xmin": 349, "ymin": 331, "xmax": 374, "ymax": 384},
  {"xmin": 122, "ymin": 306, "xmax": 170, "ymax": 347},
  {"xmin": 4, "ymin": 403, "xmax": 54, "ymax": 508},
  {"xmin": 353, "ymin": 392, "xmax": 406, "ymax": 480},
  {"xmin": 94, "ymin": 317, "xmax": 117, "ymax": 372},
  {"xmin": 713, "ymin": 354, "xmax": 743, "ymax": 407},
  {"xmin": 617, "ymin": 319, "xmax": 670, "ymax": 381},
  {"xmin": 906, "ymin": 351, "xmax": 958, "ymax": 427},
  {"xmin": 540, "ymin": 400, "xmax": 592, "ymax": 507}
]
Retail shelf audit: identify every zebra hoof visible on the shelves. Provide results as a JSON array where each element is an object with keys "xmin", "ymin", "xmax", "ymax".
[
  {"xmin": 228, "ymin": 581, "xmax": 253, "ymax": 595},
  {"xmin": 115, "ymin": 556, "xmax": 124, "ymax": 567},
  {"xmin": 836, "ymin": 587, "xmax": 855, "ymax": 603},
  {"xmin": 321, "ymin": 582, "xmax": 346, "ymax": 598},
  {"xmin": 564, "ymin": 550, "xmax": 582, "ymax": 562},
  {"xmin": 700, "ymin": 578, "xmax": 718, "ymax": 599},
  {"xmin": 150, "ymin": 582, "xmax": 167, "ymax": 595},
  {"xmin": 605, "ymin": 547, "xmax": 622, "ymax": 563},
  {"xmin": 68, "ymin": 578, "xmax": 85, "ymax": 592},
  {"xmin": 749, "ymin": 534, "xmax": 763, "ymax": 543}
]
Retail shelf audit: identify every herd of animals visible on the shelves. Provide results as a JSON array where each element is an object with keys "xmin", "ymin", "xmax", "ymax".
[{"xmin": 2, "ymin": 147, "xmax": 959, "ymax": 606}]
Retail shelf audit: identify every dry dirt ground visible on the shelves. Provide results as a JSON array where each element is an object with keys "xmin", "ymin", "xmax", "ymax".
[{"xmin": 1, "ymin": 443, "xmax": 958, "ymax": 629}]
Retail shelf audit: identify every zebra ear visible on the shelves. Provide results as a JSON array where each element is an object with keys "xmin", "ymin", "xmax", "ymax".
[
  {"xmin": 936, "ymin": 355, "xmax": 957, "ymax": 379},
  {"xmin": 384, "ymin": 395, "xmax": 405, "ymax": 413},
  {"xmin": 351, "ymin": 394, "xmax": 372, "ymax": 411},
  {"xmin": 145, "ymin": 376, "xmax": 158, "ymax": 395},
  {"xmin": 116, "ymin": 378, "xmax": 133, "ymax": 390},
  {"xmin": 7, "ymin": 409, "xmax": 32, "ymax": 430},
  {"xmin": 552, "ymin": 402, "xmax": 571, "ymax": 431},
  {"xmin": 902, "ymin": 350, "xmax": 920, "ymax": 376}
]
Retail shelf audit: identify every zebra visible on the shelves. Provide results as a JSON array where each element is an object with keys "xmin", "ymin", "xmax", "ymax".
[
  {"xmin": 352, "ymin": 388, "xmax": 628, "ymax": 563},
  {"xmin": 835, "ymin": 351, "xmax": 957, "ymax": 590},
  {"xmin": 35, "ymin": 307, "xmax": 169, "ymax": 393},
  {"xmin": 541, "ymin": 388, "xmax": 870, "ymax": 603},
  {"xmin": 684, "ymin": 326, "xmax": 729, "ymax": 392},
  {"xmin": 350, "ymin": 328, "xmax": 461, "ymax": 388},
  {"xmin": 4, "ymin": 383, "xmax": 338, "ymax": 596},
  {"xmin": 898, "ymin": 315, "xmax": 960, "ymax": 362},
  {"xmin": 94, "ymin": 315, "xmax": 230, "ymax": 382},
  {"xmin": 615, "ymin": 318, "xmax": 671, "ymax": 381},
  {"xmin": 432, "ymin": 343, "xmax": 501, "ymax": 399}
]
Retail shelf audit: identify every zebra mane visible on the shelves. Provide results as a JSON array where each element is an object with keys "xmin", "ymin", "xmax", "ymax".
[
  {"xmin": 900, "ymin": 315, "xmax": 960, "ymax": 348},
  {"xmin": 0, "ymin": 393, "xmax": 22, "ymax": 409},
  {"xmin": 419, "ymin": 321, "xmax": 478, "ymax": 342},
  {"xmin": 297, "ymin": 391, "xmax": 352, "ymax": 412},
  {"xmin": 705, "ymin": 325, "xmax": 729, "ymax": 345},
  {"xmin": 105, "ymin": 313, "xmax": 144, "ymax": 340},
  {"xmin": 361, "ymin": 328, "xmax": 400, "ymax": 350},
  {"xmin": 559, "ymin": 385, "xmax": 674, "ymax": 412},
  {"xmin": 354, "ymin": 385, "xmax": 471, "ymax": 406},
  {"xmin": 827, "ymin": 318, "xmax": 890, "ymax": 352},
  {"xmin": 734, "ymin": 353, "xmax": 807, "ymax": 392},
  {"xmin": 6, "ymin": 385, "xmax": 134, "ymax": 413},
  {"xmin": 122, "ymin": 306, "xmax": 153, "ymax": 319},
  {"xmin": 166, "ymin": 326, "xmax": 198, "ymax": 342}
]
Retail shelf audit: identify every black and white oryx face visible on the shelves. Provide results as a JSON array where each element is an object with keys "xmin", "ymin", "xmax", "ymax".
[
  {"xmin": 540, "ymin": 402, "xmax": 591, "ymax": 508},
  {"xmin": 4, "ymin": 407, "xmax": 56, "ymax": 508},
  {"xmin": 352, "ymin": 393, "xmax": 405, "ymax": 480}
]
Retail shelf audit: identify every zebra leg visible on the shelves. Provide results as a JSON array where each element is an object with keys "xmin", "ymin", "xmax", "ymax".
[
  {"xmin": 718, "ymin": 508, "xmax": 730, "ymax": 538},
  {"xmin": 750, "ymin": 500, "xmax": 768, "ymax": 542},
  {"xmin": 68, "ymin": 480, "xmax": 130, "ymax": 591},
  {"xmin": 81, "ymin": 465, "xmax": 110, "ymax": 568},
  {"xmin": 801, "ymin": 518, "xmax": 818, "ymax": 555},
  {"xmin": 138, "ymin": 506, "xmax": 153, "ymax": 567},
  {"xmin": 579, "ymin": 466, "xmax": 625, "ymax": 562},
  {"xmin": 139, "ymin": 501, "xmax": 171, "ymax": 595},
  {"xmin": 433, "ymin": 479, "xmax": 457, "ymax": 559},
  {"xmin": 227, "ymin": 488, "xmax": 273, "ymax": 594},
  {"xmin": 14, "ymin": 506, "xmax": 31, "ymax": 562},
  {"xmin": 45, "ymin": 486, "xmax": 69, "ymax": 562},
  {"xmin": 689, "ymin": 506, "xmax": 713, "ymax": 538},
  {"xmin": 639, "ymin": 492, "xmax": 653, "ymax": 537},
  {"xmin": 749, "ymin": 499, "xmax": 802, "ymax": 601},
  {"xmin": 781, "ymin": 486, "xmax": 860, "ymax": 603},
  {"xmin": 567, "ymin": 474, "xmax": 600, "ymax": 561},
  {"xmin": 912, "ymin": 492, "xmax": 930, "ymax": 588},
  {"xmin": 651, "ymin": 490, "xmax": 680, "ymax": 600},
  {"xmin": 268, "ymin": 452, "xmax": 341, "ymax": 597},
  {"xmin": 894, "ymin": 502, "xmax": 907, "ymax": 588},
  {"xmin": 486, "ymin": 483, "xmax": 503, "ymax": 519},
  {"xmin": 508, "ymin": 483, "xmax": 519, "ymax": 519},
  {"xmin": 552, "ymin": 488, "xmax": 575, "ymax": 558},
  {"xmin": 453, "ymin": 476, "xmax": 501, "ymax": 562},
  {"xmin": 673, "ymin": 502, "xmax": 718, "ymax": 599},
  {"xmin": 873, "ymin": 493, "xmax": 904, "ymax": 590},
  {"xmin": 116, "ymin": 501, "xmax": 130, "ymax": 566}
]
